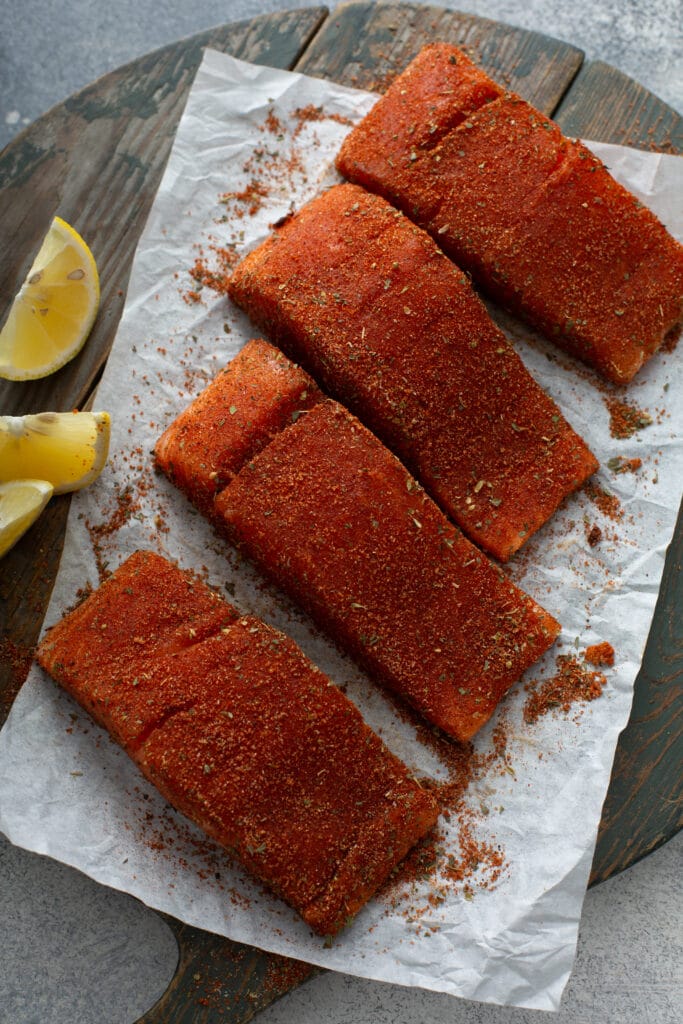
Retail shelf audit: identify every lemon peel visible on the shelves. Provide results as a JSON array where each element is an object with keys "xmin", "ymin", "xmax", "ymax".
[
  {"xmin": 0, "ymin": 479, "xmax": 54, "ymax": 558},
  {"xmin": 0, "ymin": 216, "xmax": 100, "ymax": 381},
  {"xmin": 0, "ymin": 411, "xmax": 111, "ymax": 494}
]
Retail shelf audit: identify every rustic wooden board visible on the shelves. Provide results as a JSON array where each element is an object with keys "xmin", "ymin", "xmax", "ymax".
[
  {"xmin": 296, "ymin": 0, "xmax": 583, "ymax": 111},
  {"xmin": 555, "ymin": 59, "xmax": 683, "ymax": 152},
  {"xmin": 136, "ymin": 915, "xmax": 316, "ymax": 1023},
  {"xmin": 0, "ymin": 4, "xmax": 680, "ymax": 1023},
  {"xmin": 589, "ymin": 525, "xmax": 683, "ymax": 884}
]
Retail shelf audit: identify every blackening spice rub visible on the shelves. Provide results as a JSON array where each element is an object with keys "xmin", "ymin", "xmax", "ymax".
[
  {"xmin": 37, "ymin": 550, "xmax": 439, "ymax": 936},
  {"xmin": 336, "ymin": 44, "xmax": 683, "ymax": 384},
  {"xmin": 155, "ymin": 337, "xmax": 322, "ymax": 520},
  {"xmin": 156, "ymin": 339, "xmax": 561, "ymax": 743},
  {"xmin": 228, "ymin": 183, "xmax": 598, "ymax": 561}
]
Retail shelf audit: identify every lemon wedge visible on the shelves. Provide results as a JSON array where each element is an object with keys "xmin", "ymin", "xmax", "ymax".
[
  {"xmin": 0, "ymin": 216, "xmax": 100, "ymax": 381},
  {"xmin": 0, "ymin": 479, "xmax": 54, "ymax": 558},
  {"xmin": 0, "ymin": 411, "xmax": 111, "ymax": 494}
]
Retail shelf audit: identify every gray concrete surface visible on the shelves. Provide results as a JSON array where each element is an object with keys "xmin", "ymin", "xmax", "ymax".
[
  {"xmin": 1, "ymin": 0, "xmax": 681, "ymax": 152},
  {"xmin": 0, "ymin": 829, "xmax": 680, "ymax": 1022},
  {"xmin": 1, "ymin": 2, "xmax": 681, "ymax": 1022}
]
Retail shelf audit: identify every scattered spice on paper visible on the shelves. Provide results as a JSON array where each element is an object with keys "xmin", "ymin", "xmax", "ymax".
[
  {"xmin": 585, "ymin": 521, "xmax": 603, "ymax": 547},
  {"xmin": 607, "ymin": 455, "xmax": 642, "ymax": 474},
  {"xmin": 584, "ymin": 642, "xmax": 615, "ymax": 667},
  {"xmin": 185, "ymin": 243, "xmax": 240, "ymax": 303},
  {"xmin": 583, "ymin": 481, "xmax": 624, "ymax": 521},
  {"xmin": 523, "ymin": 654, "xmax": 607, "ymax": 724},
  {"xmin": 378, "ymin": 715, "xmax": 513, "ymax": 930},
  {"xmin": 605, "ymin": 396, "xmax": 653, "ymax": 439},
  {"xmin": 293, "ymin": 104, "xmax": 354, "ymax": 135}
]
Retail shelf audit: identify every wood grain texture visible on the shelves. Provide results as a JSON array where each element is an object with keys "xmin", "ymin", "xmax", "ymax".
[
  {"xmin": 0, "ymin": 493, "xmax": 72, "ymax": 722},
  {"xmin": 589, "ymin": 518, "xmax": 683, "ymax": 883},
  {"xmin": 554, "ymin": 59, "xmax": 683, "ymax": 152},
  {"xmin": 295, "ymin": 0, "xmax": 583, "ymax": 111},
  {"xmin": 137, "ymin": 915, "xmax": 315, "ymax": 1024}
]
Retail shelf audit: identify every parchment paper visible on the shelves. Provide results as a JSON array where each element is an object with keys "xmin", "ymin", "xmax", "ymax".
[{"xmin": 1, "ymin": 50, "xmax": 681, "ymax": 1011}]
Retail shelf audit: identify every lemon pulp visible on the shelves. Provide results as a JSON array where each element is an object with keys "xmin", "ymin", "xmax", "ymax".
[
  {"xmin": 0, "ymin": 411, "xmax": 111, "ymax": 494},
  {"xmin": 0, "ymin": 479, "xmax": 54, "ymax": 558},
  {"xmin": 0, "ymin": 216, "xmax": 100, "ymax": 381}
]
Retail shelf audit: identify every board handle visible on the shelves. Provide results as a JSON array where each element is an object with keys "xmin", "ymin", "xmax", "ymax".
[{"xmin": 135, "ymin": 913, "xmax": 316, "ymax": 1023}]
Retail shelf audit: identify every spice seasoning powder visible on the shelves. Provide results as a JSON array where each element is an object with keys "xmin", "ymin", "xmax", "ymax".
[{"xmin": 524, "ymin": 655, "xmax": 607, "ymax": 725}]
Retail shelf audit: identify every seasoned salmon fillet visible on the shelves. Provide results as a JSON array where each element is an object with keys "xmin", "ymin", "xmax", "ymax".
[
  {"xmin": 155, "ymin": 338, "xmax": 322, "ymax": 518},
  {"xmin": 37, "ymin": 550, "xmax": 439, "ymax": 936},
  {"xmin": 336, "ymin": 43, "xmax": 683, "ymax": 384},
  {"xmin": 228, "ymin": 187, "xmax": 598, "ymax": 561},
  {"xmin": 214, "ymin": 399, "xmax": 560, "ymax": 743},
  {"xmin": 154, "ymin": 339, "xmax": 559, "ymax": 740}
]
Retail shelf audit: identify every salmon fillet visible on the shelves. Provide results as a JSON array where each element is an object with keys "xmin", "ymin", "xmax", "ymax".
[
  {"xmin": 228, "ymin": 187, "xmax": 598, "ymax": 561},
  {"xmin": 154, "ymin": 340, "xmax": 559, "ymax": 740},
  {"xmin": 37, "ymin": 550, "xmax": 439, "ymax": 936},
  {"xmin": 336, "ymin": 43, "xmax": 683, "ymax": 384},
  {"xmin": 214, "ymin": 399, "xmax": 560, "ymax": 743},
  {"xmin": 155, "ymin": 338, "xmax": 322, "ymax": 518}
]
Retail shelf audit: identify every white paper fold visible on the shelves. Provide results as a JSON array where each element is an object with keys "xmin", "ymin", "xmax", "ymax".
[{"xmin": 1, "ymin": 50, "xmax": 681, "ymax": 1011}]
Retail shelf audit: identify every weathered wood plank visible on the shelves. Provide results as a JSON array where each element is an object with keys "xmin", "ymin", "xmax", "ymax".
[
  {"xmin": 0, "ymin": 494, "xmax": 72, "ymax": 719},
  {"xmin": 294, "ymin": 0, "xmax": 583, "ymax": 112},
  {"xmin": 589, "ymin": 524, "xmax": 683, "ymax": 884},
  {"xmin": 554, "ymin": 59, "xmax": 683, "ymax": 151}
]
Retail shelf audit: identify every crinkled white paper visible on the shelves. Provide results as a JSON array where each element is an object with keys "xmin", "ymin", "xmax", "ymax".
[{"xmin": 1, "ymin": 50, "xmax": 681, "ymax": 1011}]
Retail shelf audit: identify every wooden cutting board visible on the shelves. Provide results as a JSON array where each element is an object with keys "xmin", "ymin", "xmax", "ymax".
[{"xmin": 1, "ymin": 3, "xmax": 680, "ymax": 1021}]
